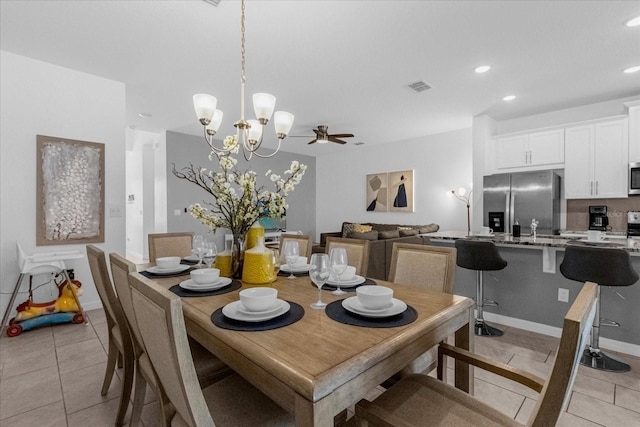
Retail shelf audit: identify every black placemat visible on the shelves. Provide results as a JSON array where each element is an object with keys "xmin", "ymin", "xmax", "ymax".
[
  {"xmin": 278, "ymin": 270, "xmax": 309, "ymax": 277},
  {"xmin": 211, "ymin": 301, "xmax": 304, "ymax": 331},
  {"xmin": 140, "ymin": 267, "xmax": 194, "ymax": 279},
  {"xmin": 325, "ymin": 299, "xmax": 417, "ymax": 328},
  {"xmin": 169, "ymin": 280, "xmax": 241, "ymax": 297},
  {"xmin": 321, "ymin": 278, "xmax": 377, "ymax": 292}
]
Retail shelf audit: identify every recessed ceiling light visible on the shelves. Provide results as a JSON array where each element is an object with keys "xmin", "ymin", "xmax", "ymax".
[
  {"xmin": 623, "ymin": 65, "xmax": 640, "ymax": 74},
  {"xmin": 502, "ymin": 95, "xmax": 516, "ymax": 101},
  {"xmin": 138, "ymin": 112, "xmax": 152, "ymax": 118},
  {"xmin": 474, "ymin": 65, "xmax": 491, "ymax": 73},
  {"xmin": 626, "ymin": 16, "xmax": 640, "ymax": 27}
]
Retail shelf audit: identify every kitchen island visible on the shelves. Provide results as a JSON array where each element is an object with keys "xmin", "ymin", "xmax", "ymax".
[{"xmin": 424, "ymin": 231, "xmax": 640, "ymax": 354}]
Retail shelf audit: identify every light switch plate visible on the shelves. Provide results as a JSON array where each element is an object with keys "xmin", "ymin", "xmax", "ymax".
[{"xmin": 558, "ymin": 288, "xmax": 569, "ymax": 303}]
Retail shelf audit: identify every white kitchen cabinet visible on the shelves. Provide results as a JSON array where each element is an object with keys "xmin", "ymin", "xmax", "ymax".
[
  {"xmin": 494, "ymin": 129, "xmax": 564, "ymax": 171},
  {"xmin": 564, "ymin": 118, "xmax": 628, "ymax": 199},
  {"xmin": 627, "ymin": 102, "xmax": 640, "ymax": 163}
]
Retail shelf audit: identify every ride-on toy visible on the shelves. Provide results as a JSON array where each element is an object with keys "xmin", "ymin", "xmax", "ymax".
[{"xmin": 6, "ymin": 272, "xmax": 84, "ymax": 337}]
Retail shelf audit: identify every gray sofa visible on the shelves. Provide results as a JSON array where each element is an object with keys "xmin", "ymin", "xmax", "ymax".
[{"xmin": 312, "ymin": 222, "xmax": 440, "ymax": 280}]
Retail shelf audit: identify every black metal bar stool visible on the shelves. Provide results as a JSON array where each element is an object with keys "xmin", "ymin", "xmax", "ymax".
[
  {"xmin": 560, "ymin": 245, "xmax": 638, "ymax": 372},
  {"xmin": 455, "ymin": 239, "xmax": 508, "ymax": 336}
]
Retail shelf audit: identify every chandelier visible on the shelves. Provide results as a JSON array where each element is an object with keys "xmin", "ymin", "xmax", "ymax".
[{"xmin": 192, "ymin": 0, "xmax": 294, "ymax": 160}]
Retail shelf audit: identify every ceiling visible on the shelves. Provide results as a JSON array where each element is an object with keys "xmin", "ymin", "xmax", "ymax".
[{"xmin": 1, "ymin": 0, "xmax": 639, "ymax": 156}]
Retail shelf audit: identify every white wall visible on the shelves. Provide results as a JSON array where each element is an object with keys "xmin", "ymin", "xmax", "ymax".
[
  {"xmin": 1, "ymin": 51, "xmax": 126, "ymax": 320},
  {"xmin": 315, "ymin": 128, "xmax": 473, "ymax": 238}
]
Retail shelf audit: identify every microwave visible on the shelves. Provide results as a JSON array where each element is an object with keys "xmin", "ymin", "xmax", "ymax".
[{"xmin": 631, "ymin": 162, "xmax": 640, "ymax": 196}]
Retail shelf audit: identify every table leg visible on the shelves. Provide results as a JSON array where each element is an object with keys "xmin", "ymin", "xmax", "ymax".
[
  {"xmin": 454, "ymin": 307, "xmax": 474, "ymax": 394},
  {"xmin": 0, "ymin": 273, "xmax": 25, "ymax": 334}
]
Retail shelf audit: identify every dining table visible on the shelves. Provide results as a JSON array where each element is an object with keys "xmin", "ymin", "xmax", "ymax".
[{"xmin": 141, "ymin": 268, "xmax": 475, "ymax": 427}]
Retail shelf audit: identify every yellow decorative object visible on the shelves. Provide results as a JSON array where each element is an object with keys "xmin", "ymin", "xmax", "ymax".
[
  {"xmin": 15, "ymin": 280, "xmax": 83, "ymax": 322},
  {"xmin": 214, "ymin": 239, "xmax": 234, "ymax": 278},
  {"xmin": 242, "ymin": 236, "xmax": 274, "ymax": 286},
  {"xmin": 245, "ymin": 223, "xmax": 265, "ymax": 250}
]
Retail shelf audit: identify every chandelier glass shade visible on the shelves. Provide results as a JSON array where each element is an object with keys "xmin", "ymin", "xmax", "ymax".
[{"xmin": 193, "ymin": 0, "xmax": 294, "ymax": 159}]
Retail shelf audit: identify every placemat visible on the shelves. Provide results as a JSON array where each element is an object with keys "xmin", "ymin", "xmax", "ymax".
[
  {"xmin": 140, "ymin": 267, "xmax": 193, "ymax": 279},
  {"xmin": 169, "ymin": 280, "xmax": 241, "ymax": 297},
  {"xmin": 321, "ymin": 278, "xmax": 377, "ymax": 292},
  {"xmin": 211, "ymin": 301, "xmax": 304, "ymax": 331},
  {"xmin": 325, "ymin": 299, "xmax": 417, "ymax": 328},
  {"xmin": 278, "ymin": 270, "xmax": 309, "ymax": 277}
]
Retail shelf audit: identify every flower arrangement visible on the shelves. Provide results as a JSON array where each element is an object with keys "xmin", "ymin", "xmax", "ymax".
[{"xmin": 172, "ymin": 135, "xmax": 306, "ymax": 276}]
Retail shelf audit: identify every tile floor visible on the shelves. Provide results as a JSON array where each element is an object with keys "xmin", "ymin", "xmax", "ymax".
[{"xmin": 1, "ymin": 310, "xmax": 639, "ymax": 426}]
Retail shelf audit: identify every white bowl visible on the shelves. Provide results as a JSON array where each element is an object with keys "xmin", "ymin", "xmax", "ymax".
[
  {"xmin": 293, "ymin": 256, "xmax": 308, "ymax": 266},
  {"xmin": 239, "ymin": 287, "xmax": 278, "ymax": 312},
  {"xmin": 330, "ymin": 265, "xmax": 356, "ymax": 281},
  {"xmin": 356, "ymin": 286, "xmax": 393, "ymax": 310},
  {"xmin": 156, "ymin": 256, "xmax": 181, "ymax": 270},
  {"xmin": 190, "ymin": 268, "xmax": 220, "ymax": 285}
]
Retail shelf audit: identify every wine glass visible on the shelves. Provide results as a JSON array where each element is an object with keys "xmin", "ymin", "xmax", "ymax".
[
  {"xmin": 282, "ymin": 240, "xmax": 299, "ymax": 279},
  {"xmin": 329, "ymin": 247, "xmax": 348, "ymax": 295},
  {"xmin": 270, "ymin": 249, "xmax": 281, "ymax": 283},
  {"xmin": 192, "ymin": 235, "xmax": 205, "ymax": 268},
  {"xmin": 202, "ymin": 241, "xmax": 217, "ymax": 269},
  {"xmin": 309, "ymin": 253, "xmax": 330, "ymax": 309}
]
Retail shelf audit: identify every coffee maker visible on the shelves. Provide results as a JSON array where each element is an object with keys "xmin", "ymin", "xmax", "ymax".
[
  {"xmin": 628, "ymin": 211, "xmax": 640, "ymax": 237},
  {"xmin": 589, "ymin": 205, "xmax": 608, "ymax": 231}
]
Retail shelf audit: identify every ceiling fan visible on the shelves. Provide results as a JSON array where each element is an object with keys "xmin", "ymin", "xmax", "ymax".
[{"xmin": 303, "ymin": 125, "xmax": 355, "ymax": 145}]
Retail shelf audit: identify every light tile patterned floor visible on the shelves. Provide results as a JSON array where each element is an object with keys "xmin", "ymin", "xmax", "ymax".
[{"xmin": 1, "ymin": 311, "xmax": 639, "ymax": 426}]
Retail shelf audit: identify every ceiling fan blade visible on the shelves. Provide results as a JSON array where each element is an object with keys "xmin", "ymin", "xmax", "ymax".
[
  {"xmin": 328, "ymin": 137, "xmax": 347, "ymax": 144},
  {"xmin": 313, "ymin": 129, "xmax": 323, "ymax": 136},
  {"xmin": 328, "ymin": 133, "xmax": 354, "ymax": 138},
  {"xmin": 308, "ymin": 139, "xmax": 318, "ymax": 145}
]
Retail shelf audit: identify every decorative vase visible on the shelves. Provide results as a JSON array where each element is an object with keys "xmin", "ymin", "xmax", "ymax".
[
  {"xmin": 242, "ymin": 236, "xmax": 274, "ymax": 286},
  {"xmin": 245, "ymin": 223, "xmax": 265, "ymax": 250},
  {"xmin": 214, "ymin": 234, "xmax": 244, "ymax": 279}
]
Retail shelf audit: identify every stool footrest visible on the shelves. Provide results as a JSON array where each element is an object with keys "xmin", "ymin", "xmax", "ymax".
[
  {"xmin": 474, "ymin": 321, "xmax": 503, "ymax": 337},
  {"xmin": 580, "ymin": 349, "xmax": 630, "ymax": 372},
  {"xmin": 599, "ymin": 318, "xmax": 620, "ymax": 328},
  {"xmin": 482, "ymin": 299, "xmax": 498, "ymax": 307}
]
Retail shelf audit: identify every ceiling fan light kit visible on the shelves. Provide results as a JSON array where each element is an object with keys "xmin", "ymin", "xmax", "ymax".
[
  {"xmin": 192, "ymin": 0, "xmax": 294, "ymax": 160},
  {"xmin": 306, "ymin": 125, "xmax": 354, "ymax": 145}
]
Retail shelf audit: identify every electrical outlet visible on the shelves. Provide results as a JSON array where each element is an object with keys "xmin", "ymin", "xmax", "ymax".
[{"xmin": 558, "ymin": 288, "xmax": 569, "ymax": 303}]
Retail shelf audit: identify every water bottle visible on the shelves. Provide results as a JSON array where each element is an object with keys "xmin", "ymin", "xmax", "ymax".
[{"xmin": 512, "ymin": 219, "xmax": 521, "ymax": 238}]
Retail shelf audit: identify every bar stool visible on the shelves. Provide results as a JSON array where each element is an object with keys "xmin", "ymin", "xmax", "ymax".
[
  {"xmin": 560, "ymin": 245, "xmax": 638, "ymax": 372},
  {"xmin": 455, "ymin": 239, "xmax": 507, "ymax": 336}
]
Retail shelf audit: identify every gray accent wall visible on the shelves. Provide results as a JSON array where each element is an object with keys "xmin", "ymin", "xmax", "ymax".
[{"xmin": 165, "ymin": 131, "xmax": 316, "ymax": 250}]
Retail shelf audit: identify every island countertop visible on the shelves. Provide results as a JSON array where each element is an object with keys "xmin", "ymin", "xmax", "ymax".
[{"xmin": 422, "ymin": 230, "xmax": 640, "ymax": 254}]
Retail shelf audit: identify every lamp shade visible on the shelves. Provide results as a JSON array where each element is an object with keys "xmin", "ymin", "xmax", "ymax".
[
  {"xmin": 205, "ymin": 109, "xmax": 223, "ymax": 134},
  {"xmin": 193, "ymin": 94, "xmax": 217, "ymax": 124},
  {"xmin": 274, "ymin": 111, "xmax": 294, "ymax": 137},
  {"xmin": 247, "ymin": 119, "xmax": 263, "ymax": 142},
  {"xmin": 253, "ymin": 93, "xmax": 276, "ymax": 121}
]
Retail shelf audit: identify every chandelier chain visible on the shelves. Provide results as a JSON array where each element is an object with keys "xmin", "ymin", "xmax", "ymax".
[{"xmin": 240, "ymin": 0, "xmax": 246, "ymax": 86}]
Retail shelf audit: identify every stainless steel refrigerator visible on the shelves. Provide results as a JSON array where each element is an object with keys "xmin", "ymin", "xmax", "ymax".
[{"xmin": 483, "ymin": 170, "xmax": 561, "ymax": 235}]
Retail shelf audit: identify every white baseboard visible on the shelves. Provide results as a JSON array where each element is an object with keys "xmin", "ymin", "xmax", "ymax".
[
  {"xmin": 483, "ymin": 312, "xmax": 640, "ymax": 358},
  {"xmin": 81, "ymin": 300, "xmax": 103, "ymax": 312}
]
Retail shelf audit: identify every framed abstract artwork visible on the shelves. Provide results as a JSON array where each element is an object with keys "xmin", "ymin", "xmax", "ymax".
[
  {"xmin": 366, "ymin": 172, "xmax": 388, "ymax": 212},
  {"xmin": 36, "ymin": 135, "xmax": 105, "ymax": 245},
  {"xmin": 388, "ymin": 169, "xmax": 414, "ymax": 212}
]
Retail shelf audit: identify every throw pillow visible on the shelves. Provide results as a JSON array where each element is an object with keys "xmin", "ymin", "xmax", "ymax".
[
  {"xmin": 342, "ymin": 223, "xmax": 372, "ymax": 237},
  {"xmin": 399, "ymin": 229, "xmax": 419, "ymax": 237},
  {"xmin": 419, "ymin": 224, "xmax": 440, "ymax": 234},
  {"xmin": 353, "ymin": 224, "xmax": 373, "ymax": 233},
  {"xmin": 379, "ymin": 230, "xmax": 400, "ymax": 239},
  {"xmin": 397, "ymin": 226, "xmax": 413, "ymax": 230},
  {"xmin": 349, "ymin": 230, "xmax": 379, "ymax": 241}
]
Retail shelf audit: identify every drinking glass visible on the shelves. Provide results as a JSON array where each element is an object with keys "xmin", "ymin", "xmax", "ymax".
[
  {"xmin": 309, "ymin": 253, "xmax": 330, "ymax": 309},
  {"xmin": 270, "ymin": 249, "xmax": 281, "ymax": 283},
  {"xmin": 192, "ymin": 235, "xmax": 205, "ymax": 268},
  {"xmin": 329, "ymin": 247, "xmax": 348, "ymax": 295},
  {"xmin": 283, "ymin": 240, "xmax": 299, "ymax": 279},
  {"xmin": 202, "ymin": 241, "xmax": 217, "ymax": 269}
]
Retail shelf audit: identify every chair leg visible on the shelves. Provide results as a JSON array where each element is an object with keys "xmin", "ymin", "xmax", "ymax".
[
  {"xmin": 102, "ymin": 337, "xmax": 119, "ymax": 395},
  {"xmin": 580, "ymin": 286, "xmax": 630, "ymax": 372},
  {"xmin": 475, "ymin": 271, "xmax": 503, "ymax": 337},
  {"xmin": 116, "ymin": 353, "xmax": 134, "ymax": 426},
  {"xmin": 129, "ymin": 366, "xmax": 147, "ymax": 427}
]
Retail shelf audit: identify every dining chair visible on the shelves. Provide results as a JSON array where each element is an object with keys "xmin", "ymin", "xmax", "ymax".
[
  {"xmin": 86, "ymin": 245, "xmax": 134, "ymax": 426},
  {"xmin": 355, "ymin": 281, "xmax": 598, "ymax": 427},
  {"xmin": 128, "ymin": 272, "xmax": 294, "ymax": 426},
  {"xmin": 279, "ymin": 233, "xmax": 313, "ymax": 258},
  {"xmin": 387, "ymin": 243, "xmax": 457, "ymax": 376},
  {"xmin": 148, "ymin": 232, "xmax": 194, "ymax": 263},
  {"xmin": 325, "ymin": 236, "xmax": 370, "ymax": 277},
  {"xmin": 109, "ymin": 253, "xmax": 231, "ymax": 427}
]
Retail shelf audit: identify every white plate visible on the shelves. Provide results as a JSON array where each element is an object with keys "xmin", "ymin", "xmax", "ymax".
[
  {"xmin": 236, "ymin": 300, "xmax": 283, "ymax": 316},
  {"xmin": 146, "ymin": 264, "xmax": 191, "ymax": 275},
  {"xmin": 279, "ymin": 264, "xmax": 310, "ymax": 273},
  {"xmin": 222, "ymin": 300, "xmax": 290, "ymax": 322},
  {"xmin": 579, "ymin": 238, "xmax": 609, "ymax": 245},
  {"xmin": 326, "ymin": 275, "xmax": 366, "ymax": 287},
  {"xmin": 476, "ymin": 233, "xmax": 494, "ymax": 237},
  {"xmin": 179, "ymin": 277, "xmax": 232, "ymax": 292},
  {"xmin": 342, "ymin": 297, "xmax": 407, "ymax": 318}
]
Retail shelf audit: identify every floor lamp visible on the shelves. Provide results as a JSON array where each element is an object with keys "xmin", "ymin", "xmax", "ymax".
[{"xmin": 451, "ymin": 187, "xmax": 471, "ymax": 235}]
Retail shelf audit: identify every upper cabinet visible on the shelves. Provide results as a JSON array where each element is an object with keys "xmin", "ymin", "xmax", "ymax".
[
  {"xmin": 493, "ymin": 129, "xmax": 564, "ymax": 172},
  {"xmin": 564, "ymin": 118, "xmax": 629, "ymax": 199},
  {"xmin": 627, "ymin": 102, "xmax": 640, "ymax": 163}
]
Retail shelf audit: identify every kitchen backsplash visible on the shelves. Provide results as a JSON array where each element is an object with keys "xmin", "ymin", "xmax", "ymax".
[{"xmin": 567, "ymin": 198, "xmax": 640, "ymax": 232}]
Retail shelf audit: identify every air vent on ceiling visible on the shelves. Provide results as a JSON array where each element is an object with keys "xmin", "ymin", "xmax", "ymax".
[
  {"xmin": 354, "ymin": 142, "xmax": 365, "ymax": 146},
  {"xmin": 202, "ymin": 0, "xmax": 221, "ymax": 6},
  {"xmin": 408, "ymin": 81, "xmax": 432, "ymax": 93}
]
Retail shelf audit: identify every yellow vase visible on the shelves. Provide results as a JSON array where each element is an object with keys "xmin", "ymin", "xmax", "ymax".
[
  {"xmin": 242, "ymin": 236, "xmax": 274, "ymax": 286},
  {"xmin": 245, "ymin": 223, "xmax": 265, "ymax": 250},
  {"xmin": 214, "ymin": 239, "xmax": 233, "ymax": 278}
]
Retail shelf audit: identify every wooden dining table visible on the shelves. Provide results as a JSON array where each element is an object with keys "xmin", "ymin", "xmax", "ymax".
[{"xmin": 145, "ymin": 271, "xmax": 475, "ymax": 426}]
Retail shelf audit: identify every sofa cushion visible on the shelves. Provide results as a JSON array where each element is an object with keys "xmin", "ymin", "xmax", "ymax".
[
  {"xmin": 379, "ymin": 230, "xmax": 400, "ymax": 239},
  {"xmin": 349, "ymin": 230, "xmax": 379, "ymax": 241},
  {"xmin": 399, "ymin": 229, "xmax": 419, "ymax": 237},
  {"xmin": 419, "ymin": 224, "xmax": 439, "ymax": 234},
  {"xmin": 342, "ymin": 222, "xmax": 372, "ymax": 237}
]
